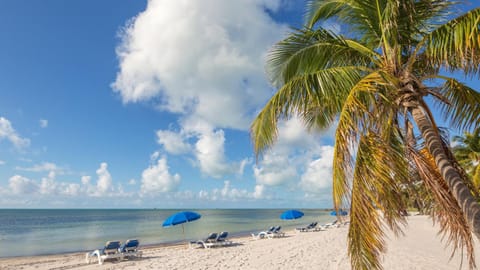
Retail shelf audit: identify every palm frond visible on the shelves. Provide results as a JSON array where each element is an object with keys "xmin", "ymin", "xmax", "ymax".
[
  {"xmin": 305, "ymin": 0, "xmax": 352, "ymax": 28},
  {"xmin": 431, "ymin": 77, "xmax": 480, "ymax": 130},
  {"xmin": 266, "ymin": 28, "xmax": 374, "ymax": 87},
  {"xmin": 348, "ymin": 132, "xmax": 407, "ymax": 270},
  {"xmin": 307, "ymin": 0, "xmax": 383, "ymax": 47},
  {"xmin": 410, "ymin": 147, "xmax": 476, "ymax": 269},
  {"xmin": 333, "ymin": 70, "xmax": 394, "ymax": 210},
  {"xmin": 421, "ymin": 8, "xmax": 480, "ymax": 75},
  {"xmin": 474, "ymin": 166, "xmax": 480, "ymax": 190},
  {"xmin": 251, "ymin": 66, "xmax": 364, "ymax": 157}
]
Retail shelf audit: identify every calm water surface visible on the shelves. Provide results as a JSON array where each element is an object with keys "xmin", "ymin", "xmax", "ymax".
[{"xmin": 0, "ymin": 209, "xmax": 334, "ymax": 257}]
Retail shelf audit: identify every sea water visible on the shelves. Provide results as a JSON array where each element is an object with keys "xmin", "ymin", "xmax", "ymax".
[{"xmin": 0, "ymin": 209, "xmax": 335, "ymax": 257}]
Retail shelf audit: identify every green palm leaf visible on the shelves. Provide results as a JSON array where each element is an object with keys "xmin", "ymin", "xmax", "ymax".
[
  {"xmin": 252, "ymin": 1, "xmax": 480, "ymax": 269},
  {"xmin": 432, "ymin": 77, "xmax": 480, "ymax": 130},
  {"xmin": 422, "ymin": 8, "xmax": 480, "ymax": 75}
]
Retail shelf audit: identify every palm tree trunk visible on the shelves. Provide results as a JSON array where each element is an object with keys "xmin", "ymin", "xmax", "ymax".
[{"xmin": 411, "ymin": 106, "xmax": 480, "ymax": 239}]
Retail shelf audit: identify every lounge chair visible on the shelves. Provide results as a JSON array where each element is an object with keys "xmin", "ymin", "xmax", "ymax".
[
  {"xmin": 119, "ymin": 239, "xmax": 142, "ymax": 259},
  {"xmin": 252, "ymin": 226, "xmax": 284, "ymax": 239},
  {"xmin": 211, "ymin": 231, "xmax": 233, "ymax": 247},
  {"xmin": 320, "ymin": 220, "xmax": 340, "ymax": 229},
  {"xmin": 268, "ymin": 226, "xmax": 285, "ymax": 238},
  {"xmin": 296, "ymin": 222, "xmax": 318, "ymax": 232},
  {"xmin": 251, "ymin": 226, "xmax": 275, "ymax": 239},
  {"xmin": 85, "ymin": 240, "xmax": 122, "ymax": 265},
  {"xmin": 194, "ymin": 232, "xmax": 234, "ymax": 248},
  {"xmin": 190, "ymin": 232, "xmax": 218, "ymax": 248}
]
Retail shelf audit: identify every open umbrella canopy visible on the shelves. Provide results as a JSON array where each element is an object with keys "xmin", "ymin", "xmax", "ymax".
[
  {"xmin": 280, "ymin": 209, "xmax": 304, "ymax": 220},
  {"xmin": 162, "ymin": 211, "xmax": 201, "ymax": 227},
  {"xmin": 330, "ymin": 210, "xmax": 348, "ymax": 216}
]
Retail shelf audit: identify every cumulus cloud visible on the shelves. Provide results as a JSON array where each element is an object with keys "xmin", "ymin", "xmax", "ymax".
[
  {"xmin": 36, "ymin": 171, "xmax": 81, "ymax": 196},
  {"xmin": 8, "ymin": 171, "xmax": 81, "ymax": 197},
  {"xmin": 81, "ymin": 176, "xmax": 91, "ymax": 185},
  {"xmin": 198, "ymin": 180, "xmax": 260, "ymax": 201},
  {"xmin": 39, "ymin": 119, "xmax": 48, "ymax": 128},
  {"xmin": 253, "ymin": 184, "xmax": 265, "ymax": 199},
  {"xmin": 253, "ymin": 153, "xmax": 297, "ymax": 186},
  {"xmin": 112, "ymin": 0, "xmax": 286, "ymax": 130},
  {"xmin": 112, "ymin": 0, "xmax": 293, "ymax": 181},
  {"xmin": 9, "ymin": 175, "xmax": 38, "ymax": 194},
  {"xmin": 95, "ymin": 162, "xmax": 113, "ymax": 195},
  {"xmin": 40, "ymin": 171, "xmax": 57, "ymax": 195},
  {"xmin": 195, "ymin": 129, "xmax": 241, "ymax": 178},
  {"xmin": 156, "ymin": 130, "xmax": 190, "ymax": 155},
  {"xmin": 252, "ymin": 116, "xmax": 337, "ymax": 201},
  {"xmin": 253, "ymin": 117, "xmax": 322, "ymax": 187},
  {"xmin": 0, "ymin": 117, "xmax": 30, "ymax": 148},
  {"xmin": 141, "ymin": 156, "xmax": 180, "ymax": 194},
  {"xmin": 156, "ymin": 122, "xmax": 248, "ymax": 178},
  {"xmin": 0, "ymin": 162, "xmax": 136, "ymax": 207},
  {"xmin": 300, "ymin": 145, "xmax": 334, "ymax": 193}
]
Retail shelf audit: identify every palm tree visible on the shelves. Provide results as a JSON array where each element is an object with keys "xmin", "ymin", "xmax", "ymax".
[
  {"xmin": 251, "ymin": 1, "xmax": 480, "ymax": 269},
  {"xmin": 453, "ymin": 127, "xmax": 480, "ymax": 189}
]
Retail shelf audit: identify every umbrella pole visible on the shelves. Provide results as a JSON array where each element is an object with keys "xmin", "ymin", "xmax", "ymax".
[{"xmin": 182, "ymin": 223, "xmax": 187, "ymax": 248}]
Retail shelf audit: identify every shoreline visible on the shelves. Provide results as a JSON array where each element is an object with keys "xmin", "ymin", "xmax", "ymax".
[
  {"xmin": 0, "ymin": 215, "xmax": 478, "ymax": 270},
  {"xmin": 0, "ymin": 230, "xmax": 259, "ymax": 260}
]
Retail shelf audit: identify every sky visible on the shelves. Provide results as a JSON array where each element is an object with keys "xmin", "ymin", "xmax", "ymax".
[{"xmin": 0, "ymin": 0, "xmax": 478, "ymax": 209}]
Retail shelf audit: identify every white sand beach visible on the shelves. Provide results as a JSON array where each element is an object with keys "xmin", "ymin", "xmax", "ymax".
[{"xmin": 1, "ymin": 215, "xmax": 478, "ymax": 270}]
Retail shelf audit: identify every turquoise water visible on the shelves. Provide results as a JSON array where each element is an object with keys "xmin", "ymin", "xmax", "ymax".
[{"xmin": 0, "ymin": 209, "xmax": 335, "ymax": 257}]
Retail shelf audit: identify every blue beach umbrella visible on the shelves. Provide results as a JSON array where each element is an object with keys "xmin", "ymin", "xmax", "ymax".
[
  {"xmin": 163, "ymin": 211, "xmax": 201, "ymax": 244},
  {"xmin": 162, "ymin": 211, "xmax": 201, "ymax": 227},
  {"xmin": 330, "ymin": 210, "xmax": 348, "ymax": 216},
  {"xmin": 280, "ymin": 209, "xmax": 304, "ymax": 220}
]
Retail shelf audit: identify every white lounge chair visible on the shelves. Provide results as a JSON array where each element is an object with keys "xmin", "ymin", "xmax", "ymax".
[
  {"xmin": 252, "ymin": 226, "xmax": 275, "ymax": 239},
  {"xmin": 190, "ymin": 232, "xmax": 218, "ymax": 248},
  {"xmin": 85, "ymin": 240, "xmax": 123, "ymax": 265},
  {"xmin": 321, "ymin": 220, "xmax": 343, "ymax": 229},
  {"xmin": 119, "ymin": 239, "xmax": 143, "ymax": 259},
  {"xmin": 207, "ymin": 231, "xmax": 234, "ymax": 248},
  {"xmin": 193, "ymin": 232, "xmax": 234, "ymax": 248},
  {"xmin": 268, "ymin": 226, "xmax": 285, "ymax": 238},
  {"xmin": 252, "ymin": 226, "xmax": 284, "ymax": 239}
]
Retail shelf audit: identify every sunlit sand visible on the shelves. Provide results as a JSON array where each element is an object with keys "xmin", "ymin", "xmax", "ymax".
[{"xmin": 0, "ymin": 215, "xmax": 478, "ymax": 270}]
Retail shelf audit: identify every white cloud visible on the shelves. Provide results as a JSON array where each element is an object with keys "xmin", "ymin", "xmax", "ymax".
[
  {"xmin": 254, "ymin": 153, "xmax": 297, "ymax": 186},
  {"xmin": 39, "ymin": 119, "xmax": 48, "ymax": 128},
  {"xmin": 95, "ymin": 162, "xmax": 113, "ymax": 195},
  {"xmin": 112, "ymin": 0, "xmax": 293, "ymax": 181},
  {"xmin": 156, "ymin": 121, "xmax": 248, "ymax": 178},
  {"xmin": 0, "ymin": 117, "xmax": 30, "ymax": 148},
  {"xmin": 81, "ymin": 176, "xmax": 91, "ymax": 185},
  {"xmin": 40, "ymin": 171, "xmax": 57, "ymax": 195},
  {"xmin": 37, "ymin": 170, "xmax": 80, "ymax": 196},
  {"xmin": 253, "ymin": 184, "xmax": 265, "ymax": 199},
  {"xmin": 140, "ymin": 156, "xmax": 180, "ymax": 194},
  {"xmin": 9, "ymin": 175, "xmax": 38, "ymax": 194},
  {"xmin": 156, "ymin": 130, "xmax": 190, "ymax": 154},
  {"xmin": 253, "ymin": 117, "xmax": 335, "ymax": 191},
  {"xmin": 198, "ymin": 180, "xmax": 259, "ymax": 201},
  {"xmin": 195, "ymin": 128, "xmax": 239, "ymax": 178},
  {"xmin": 16, "ymin": 162, "xmax": 63, "ymax": 174},
  {"xmin": 112, "ymin": 0, "xmax": 286, "ymax": 130},
  {"xmin": 300, "ymin": 146, "xmax": 334, "ymax": 193},
  {"xmin": 0, "ymin": 160, "xmax": 5, "ymax": 165}
]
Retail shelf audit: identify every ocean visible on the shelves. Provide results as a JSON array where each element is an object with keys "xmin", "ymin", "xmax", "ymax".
[{"xmin": 0, "ymin": 209, "xmax": 335, "ymax": 258}]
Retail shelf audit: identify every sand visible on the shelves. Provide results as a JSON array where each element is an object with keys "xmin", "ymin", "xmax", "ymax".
[{"xmin": 1, "ymin": 215, "xmax": 479, "ymax": 270}]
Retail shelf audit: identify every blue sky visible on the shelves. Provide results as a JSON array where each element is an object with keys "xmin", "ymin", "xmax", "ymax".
[{"xmin": 0, "ymin": 0, "xmax": 478, "ymax": 209}]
